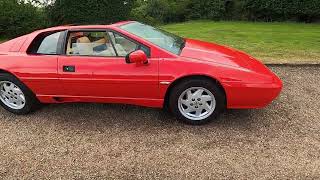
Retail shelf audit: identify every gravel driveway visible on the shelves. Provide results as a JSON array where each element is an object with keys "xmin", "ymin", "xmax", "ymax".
[{"xmin": 0, "ymin": 66, "xmax": 319, "ymax": 179}]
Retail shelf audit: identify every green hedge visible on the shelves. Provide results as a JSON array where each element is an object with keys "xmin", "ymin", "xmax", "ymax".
[
  {"xmin": 242, "ymin": 0, "xmax": 320, "ymax": 22},
  {"xmin": 186, "ymin": 0, "xmax": 226, "ymax": 20},
  {"xmin": 131, "ymin": 0, "xmax": 320, "ymax": 24},
  {"xmin": 46, "ymin": 0, "xmax": 134, "ymax": 25},
  {"xmin": 130, "ymin": 0, "xmax": 189, "ymax": 24}
]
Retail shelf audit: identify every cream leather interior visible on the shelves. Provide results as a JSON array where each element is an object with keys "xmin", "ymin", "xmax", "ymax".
[
  {"xmin": 66, "ymin": 35, "xmax": 75, "ymax": 55},
  {"xmin": 93, "ymin": 37, "xmax": 107, "ymax": 44},
  {"xmin": 66, "ymin": 32, "xmax": 137, "ymax": 57}
]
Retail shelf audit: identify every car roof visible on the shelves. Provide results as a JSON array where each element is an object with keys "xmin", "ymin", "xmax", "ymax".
[{"xmin": 34, "ymin": 21, "xmax": 135, "ymax": 33}]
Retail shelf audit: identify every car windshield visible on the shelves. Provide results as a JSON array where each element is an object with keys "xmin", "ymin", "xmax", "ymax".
[{"xmin": 119, "ymin": 22, "xmax": 185, "ymax": 55}]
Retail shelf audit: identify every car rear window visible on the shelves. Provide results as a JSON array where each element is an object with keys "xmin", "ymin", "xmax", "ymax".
[{"xmin": 27, "ymin": 31, "xmax": 65, "ymax": 55}]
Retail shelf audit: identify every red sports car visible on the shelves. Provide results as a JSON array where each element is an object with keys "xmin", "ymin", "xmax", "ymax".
[{"xmin": 0, "ymin": 21, "xmax": 282, "ymax": 124}]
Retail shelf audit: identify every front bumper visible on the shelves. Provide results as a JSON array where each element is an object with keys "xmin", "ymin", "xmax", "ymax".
[{"xmin": 222, "ymin": 77, "xmax": 283, "ymax": 109}]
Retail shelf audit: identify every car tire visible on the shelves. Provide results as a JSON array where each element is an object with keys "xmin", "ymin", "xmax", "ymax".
[
  {"xmin": 169, "ymin": 78, "xmax": 226, "ymax": 125},
  {"xmin": 0, "ymin": 73, "xmax": 40, "ymax": 115}
]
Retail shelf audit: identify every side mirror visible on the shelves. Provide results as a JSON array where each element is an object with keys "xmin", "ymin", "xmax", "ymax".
[{"xmin": 125, "ymin": 50, "xmax": 148, "ymax": 64}]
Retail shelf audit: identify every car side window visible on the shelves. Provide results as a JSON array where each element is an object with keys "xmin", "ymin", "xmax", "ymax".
[
  {"xmin": 108, "ymin": 31, "xmax": 150, "ymax": 57},
  {"xmin": 66, "ymin": 31, "xmax": 116, "ymax": 57},
  {"xmin": 27, "ymin": 31, "xmax": 63, "ymax": 55}
]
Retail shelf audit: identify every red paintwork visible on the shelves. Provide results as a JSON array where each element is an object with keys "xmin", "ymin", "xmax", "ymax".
[{"xmin": 0, "ymin": 21, "xmax": 282, "ymax": 109}]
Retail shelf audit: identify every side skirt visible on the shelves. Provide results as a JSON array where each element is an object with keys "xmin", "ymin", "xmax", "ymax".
[{"xmin": 36, "ymin": 95, "xmax": 164, "ymax": 108}]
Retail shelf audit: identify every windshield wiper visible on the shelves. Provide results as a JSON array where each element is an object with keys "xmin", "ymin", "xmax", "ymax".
[{"xmin": 180, "ymin": 39, "xmax": 186, "ymax": 50}]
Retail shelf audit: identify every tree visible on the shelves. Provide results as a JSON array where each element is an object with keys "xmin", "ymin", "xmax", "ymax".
[
  {"xmin": 185, "ymin": 0, "xmax": 226, "ymax": 20},
  {"xmin": 0, "ymin": 0, "xmax": 47, "ymax": 38}
]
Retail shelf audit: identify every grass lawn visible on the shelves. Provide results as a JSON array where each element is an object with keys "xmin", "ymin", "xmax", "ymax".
[{"xmin": 162, "ymin": 21, "xmax": 320, "ymax": 64}]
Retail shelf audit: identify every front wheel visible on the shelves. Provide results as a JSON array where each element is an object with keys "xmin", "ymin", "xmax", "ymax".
[
  {"xmin": 169, "ymin": 79, "xmax": 226, "ymax": 125},
  {"xmin": 0, "ymin": 73, "xmax": 40, "ymax": 115}
]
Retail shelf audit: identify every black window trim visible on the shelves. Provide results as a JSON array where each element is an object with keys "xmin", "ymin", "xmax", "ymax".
[
  {"xmin": 57, "ymin": 30, "xmax": 68, "ymax": 55},
  {"xmin": 106, "ymin": 31, "xmax": 119, "ymax": 57},
  {"xmin": 62, "ymin": 28, "xmax": 151, "ymax": 58}
]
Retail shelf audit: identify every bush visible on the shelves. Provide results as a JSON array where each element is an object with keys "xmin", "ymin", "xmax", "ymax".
[
  {"xmin": 291, "ymin": 0, "xmax": 320, "ymax": 22},
  {"xmin": 185, "ymin": 0, "xmax": 226, "ymax": 20},
  {"xmin": 165, "ymin": 0, "xmax": 190, "ymax": 22},
  {"xmin": 130, "ymin": 0, "xmax": 162, "ymax": 25},
  {"xmin": 146, "ymin": 0, "xmax": 170, "ymax": 23},
  {"xmin": 130, "ymin": 0, "xmax": 191, "ymax": 24},
  {"xmin": 0, "ymin": 0, "xmax": 47, "ymax": 38},
  {"xmin": 46, "ymin": 0, "xmax": 134, "ymax": 26}
]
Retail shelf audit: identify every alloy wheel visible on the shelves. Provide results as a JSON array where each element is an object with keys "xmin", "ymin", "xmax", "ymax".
[
  {"xmin": 178, "ymin": 87, "xmax": 216, "ymax": 121},
  {"xmin": 0, "ymin": 81, "xmax": 26, "ymax": 110}
]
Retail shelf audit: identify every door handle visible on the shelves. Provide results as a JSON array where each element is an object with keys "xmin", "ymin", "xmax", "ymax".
[{"xmin": 63, "ymin": 65, "xmax": 75, "ymax": 72}]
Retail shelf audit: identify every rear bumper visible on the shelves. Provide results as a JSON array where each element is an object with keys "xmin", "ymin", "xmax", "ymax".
[{"xmin": 223, "ymin": 77, "xmax": 282, "ymax": 109}]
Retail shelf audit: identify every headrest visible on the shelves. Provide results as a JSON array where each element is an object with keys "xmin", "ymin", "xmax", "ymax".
[{"xmin": 77, "ymin": 37, "xmax": 91, "ymax": 43}]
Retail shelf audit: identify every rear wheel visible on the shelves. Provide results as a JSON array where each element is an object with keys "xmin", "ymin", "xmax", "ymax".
[
  {"xmin": 169, "ymin": 78, "xmax": 226, "ymax": 125},
  {"xmin": 0, "ymin": 73, "xmax": 40, "ymax": 115}
]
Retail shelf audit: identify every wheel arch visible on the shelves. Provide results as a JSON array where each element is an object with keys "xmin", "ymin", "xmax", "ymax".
[
  {"xmin": 163, "ymin": 74, "xmax": 227, "ymax": 109},
  {"xmin": 0, "ymin": 68, "xmax": 38, "ymax": 98},
  {"xmin": 0, "ymin": 69, "xmax": 19, "ymax": 77},
  {"xmin": 0, "ymin": 68, "xmax": 41, "ymax": 114}
]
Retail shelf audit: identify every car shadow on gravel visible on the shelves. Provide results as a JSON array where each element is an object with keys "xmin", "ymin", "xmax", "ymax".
[{"xmin": 27, "ymin": 102, "xmax": 261, "ymax": 131}]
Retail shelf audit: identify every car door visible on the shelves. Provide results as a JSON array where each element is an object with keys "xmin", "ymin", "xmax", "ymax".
[
  {"xmin": 21, "ymin": 31, "xmax": 65, "ymax": 96},
  {"xmin": 58, "ymin": 30, "xmax": 159, "ymax": 101}
]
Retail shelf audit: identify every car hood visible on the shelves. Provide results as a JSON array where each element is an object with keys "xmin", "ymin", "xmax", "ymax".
[
  {"xmin": 180, "ymin": 38, "xmax": 275, "ymax": 76},
  {"xmin": 180, "ymin": 39, "xmax": 257, "ymax": 69}
]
